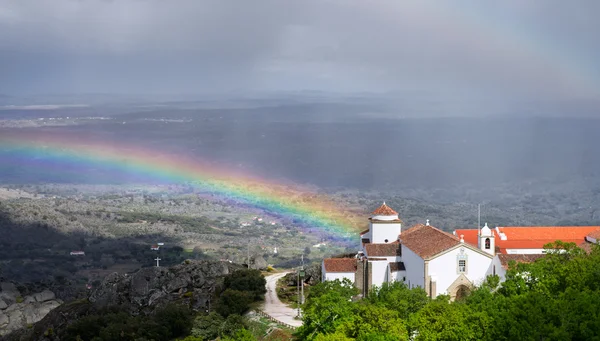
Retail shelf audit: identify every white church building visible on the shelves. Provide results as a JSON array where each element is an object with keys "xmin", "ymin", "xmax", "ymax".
[{"xmin": 322, "ymin": 203, "xmax": 600, "ymax": 299}]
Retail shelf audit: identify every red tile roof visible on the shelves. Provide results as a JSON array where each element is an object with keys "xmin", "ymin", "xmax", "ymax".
[
  {"xmin": 455, "ymin": 226, "xmax": 600, "ymax": 252},
  {"xmin": 372, "ymin": 203, "xmax": 398, "ymax": 216},
  {"xmin": 497, "ymin": 254, "xmax": 545, "ymax": 269},
  {"xmin": 400, "ymin": 224, "xmax": 461, "ymax": 259},
  {"xmin": 360, "ymin": 229, "xmax": 370, "ymax": 235},
  {"xmin": 365, "ymin": 242, "xmax": 402, "ymax": 257},
  {"xmin": 323, "ymin": 258, "xmax": 357, "ymax": 273},
  {"xmin": 389, "ymin": 262, "xmax": 406, "ymax": 272}
]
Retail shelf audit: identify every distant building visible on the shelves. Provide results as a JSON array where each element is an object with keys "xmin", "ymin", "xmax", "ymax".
[
  {"xmin": 157, "ymin": 242, "xmax": 165, "ymax": 246},
  {"xmin": 150, "ymin": 245, "xmax": 160, "ymax": 251},
  {"xmin": 322, "ymin": 202, "xmax": 600, "ymax": 300},
  {"xmin": 70, "ymin": 251, "xmax": 85, "ymax": 256}
]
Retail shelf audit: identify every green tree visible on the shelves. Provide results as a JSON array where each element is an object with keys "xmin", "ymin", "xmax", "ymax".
[
  {"xmin": 217, "ymin": 289, "xmax": 253, "ymax": 317},
  {"xmin": 296, "ymin": 279, "xmax": 358, "ymax": 340},
  {"xmin": 223, "ymin": 269, "xmax": 267, "ymax": 300},
  {"xmin": 190, "ymin": 312, "xmax": 224, "ymax": 340}
]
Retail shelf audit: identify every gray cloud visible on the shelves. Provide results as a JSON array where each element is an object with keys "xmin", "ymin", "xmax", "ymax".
[{"xmin": 0, "ymin": 0, "xmax": 599, "ymax": 98}]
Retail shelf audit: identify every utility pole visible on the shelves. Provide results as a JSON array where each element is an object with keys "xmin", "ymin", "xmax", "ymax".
[
  {"xmin": 478, "ymin": 204, "xmax": 481, "ymax": 230},
  {"xmin": 297, "ymin": 268, "xmax": 301, "ymax": 318},
  {"xmin": 247, "ymin": 243, "xmax": 250, "ymax": 269},
  {"xmin": 155, "ymin": 257, "xmax": 161, "ymax": 267},
  {"xmin": 301, "ymin": 254, "xmax": 305, "ymax": 305}
]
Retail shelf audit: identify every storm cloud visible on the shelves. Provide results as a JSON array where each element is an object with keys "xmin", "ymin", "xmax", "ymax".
[{"xmin": 1, "ymin": 0, "xmax": 599, "ymax": 98}]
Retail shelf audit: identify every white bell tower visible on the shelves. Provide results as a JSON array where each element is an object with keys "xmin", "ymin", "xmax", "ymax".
[
  {"xmin": 369, "ymin": 202, "xmax": 402, "ymax": 244},
  {"xmin": 479, "ymin": 223, "xmax": 495, "ymax": 255}
]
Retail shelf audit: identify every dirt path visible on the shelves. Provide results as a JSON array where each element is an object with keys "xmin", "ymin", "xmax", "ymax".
[{"xmin": 260, "ymin": 272, "xmax": 303, "ymax": 327}]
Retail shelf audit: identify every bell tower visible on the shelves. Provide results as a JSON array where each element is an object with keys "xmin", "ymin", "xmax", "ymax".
[
  {"xmin": 479, "ymin": 223, "xmax": 495, "ymax": 255},
  {"xmin": 369, "ymin": 202, "xmax": 402, "ymax": 243}
]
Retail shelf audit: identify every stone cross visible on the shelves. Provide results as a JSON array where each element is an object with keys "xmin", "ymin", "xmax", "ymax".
[{"xmin": 155, "ymin": 257, "xmax": 161, "ymax": 267}]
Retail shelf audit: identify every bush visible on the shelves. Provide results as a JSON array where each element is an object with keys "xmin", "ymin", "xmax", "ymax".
[
  {"xmin": 64, "ymin": 304, "xmax": 194, "ymax": 341},
  {"xmin": 191, "ymin": 312, "xmax": 224, "ymax": 340},
  {"xmin": 223, "ymin": 269, "xmax": 266, "ymax": 300},
  {"xmin": 217, "ymin": 289, "xmax": 253, "ymax": 317}
]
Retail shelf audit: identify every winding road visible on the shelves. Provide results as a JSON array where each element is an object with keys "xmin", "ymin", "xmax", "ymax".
[{"xmin": 260, "ymin": 272, "xmax": 303, "ymax": 327}]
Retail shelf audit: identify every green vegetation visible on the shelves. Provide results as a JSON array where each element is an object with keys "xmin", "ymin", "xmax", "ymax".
[
  {"xmin": 58, "ymin": 269, "xmax": 269, "ymax": 341},
  {"xmin": 298, "ymin": 242, "xmax": 600, "ymax": 340},
  {"xmin": 64, "ymin": 304, "xmax": 194, "ymax": 341}
]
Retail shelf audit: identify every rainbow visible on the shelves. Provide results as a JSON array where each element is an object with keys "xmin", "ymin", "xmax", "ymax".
[{"xmin": 0, "ymin": 131, "xmax": 364, "ymax": 236}]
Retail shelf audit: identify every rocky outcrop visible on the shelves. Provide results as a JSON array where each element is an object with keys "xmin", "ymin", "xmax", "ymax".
[
  {"xmin": 3, "ymin": 260, "xmax": 243, "ymax": 341},
  {"xmin": 87, "ymin": 259, "xmax": 239, "ymax": 313},
  {"xmin": 0, "ymin": 284, "xmax": 61, "ymax": 337},
  {"xmin": 284, "ymin": 263, "xmax": 322, "ymax": 286},
  {"xmin": 252, "ymin": 255, "xmax": 268, "ymax": 270}
]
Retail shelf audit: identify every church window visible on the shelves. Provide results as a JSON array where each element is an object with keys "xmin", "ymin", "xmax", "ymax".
[
  {"xmin": 485, "ymin": 238, "xmax": 491, "ymax": 249},
  {"xmin": 384, "ymin": 239, "xmax": 389, "ymax": 243},
  {"xmin": 457, "ymin": 250, "xmax": 468, "ymax": 274},
  {"xmin": 458, "ymin": 260, "xmax": 466, "ymax": 273}
]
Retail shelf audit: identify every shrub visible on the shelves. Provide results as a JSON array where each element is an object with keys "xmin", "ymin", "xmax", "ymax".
[
  {"xmin": 223, "ymin": 269, "xmax": 266, "ymax": 300},
  {"xmin": 217, "ymin": 289, "xmax": 253, "ymax": 317}
]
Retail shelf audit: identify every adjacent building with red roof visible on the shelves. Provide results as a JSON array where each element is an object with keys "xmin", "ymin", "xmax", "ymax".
[{"xmin": 454, "ymin": 225, "xmax": 600, "ymax": 254}]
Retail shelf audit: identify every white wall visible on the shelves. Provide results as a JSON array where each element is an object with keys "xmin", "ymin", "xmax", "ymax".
[
  {"xmin": 370, "ymin": 260, "xmax": 390, "ymax": 288},
  {"xmin": 324, "ymin": 272, "xmax": 355, "ymax": 283},
  {"xmin": 491, "ymin": 256, "xmax": 507, "ymax": 281},
  {"xmin": 428, "ymin": 246, "xmax": 493, "ymax": 297},
  {"xmin": 390, "ymin": 270, "xmax": 406, "ymax": 282},
  {"xmin": 402, "ymin": 245, "xmax": 425, "ymax": 289},
  {"xmin": 371, "ymin": 222, "xmax": 401, "ymax": 243}
]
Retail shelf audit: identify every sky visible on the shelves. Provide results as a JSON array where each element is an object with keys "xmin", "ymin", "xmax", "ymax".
[{"xmin": 0, "ymin": 0, "xmax": 599, "ymax": 99}]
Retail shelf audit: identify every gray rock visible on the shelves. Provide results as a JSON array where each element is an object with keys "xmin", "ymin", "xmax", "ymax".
[
  {"xmin": 0, "ymin": 289, "xmax": 62, "ymax": 336},
  {"xmin": 89, "ymin": 260, "xmax": 237, "ymax": 312},
  {"xmin": 0, "ymin": 299, "xmax": 7, "ymax": 310},
  {"xmin": 32, "ymin": 290, "xmax": 55, "ymax": 303},
  {"xmin": 252, "ymin": 255, "xmax": 268, "ymax": 270},
  {"xmin": 0, "ymin": 311, "xmax": 8, "ymax": 328},
  {"xmin": 0, "ymin": 282, "xmax": 19, "ymax": 306},
  {"xmin": 3, "ymin": 260, "xmax": 242, "ymax": 340},
  {"xmin": 5, "ymin": 309, "xmax": 24, "ymax": 333},
  {"xmin": 0, "ymin": 283, "xmax": 18, "ymax": 294}
]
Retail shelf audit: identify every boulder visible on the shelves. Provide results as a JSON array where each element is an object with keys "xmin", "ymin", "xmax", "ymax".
[
  {"xmin": 252, "ymin": 255, "xmax": 268, "ymax": 270},
  {"xmin": 0, "ymin": 311, "xmax": 8, "ymax": 329},
  {"xmin": 0, "ymin": 283, "xmax": 19, "ymax": 305},
  {"xmin": 0, "ymin": 299, "xmax": 7, "ymax": 310},
  {"xmin": 0, "ymin": 288, "xmax": 62, "ymax": 336},
  {"xmin": 32, "ymin": 290, "xmax": 55, "ymax": 303}
]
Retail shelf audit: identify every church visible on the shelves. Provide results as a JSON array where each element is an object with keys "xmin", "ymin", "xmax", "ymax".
[{"xmin": 322, "ymin": 203, "xmax": 600, "ymax": 299}]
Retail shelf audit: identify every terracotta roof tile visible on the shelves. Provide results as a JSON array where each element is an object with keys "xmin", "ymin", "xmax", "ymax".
[
  {"xmin": 360, "ymin": 229, "xmax": 370, "ymax": 235},
  {"xmin": 455, "ymin": 226, "xmax": 600, "ymax": 252},
  {"xmin": 400, "ymin": 224, "xmax": 461, "ymax": 259},
  {"xmin": 497, "ymin": 254, "xmax": 545, "ymax": 269},
  {"xmin": 365, "ymin": 242, "xmax": 402, "ymax": 257},
  {"xmin": 323, "ymin": 258, "xmax": 357, "ymax": 273},
  {"xmin": 389, "ymin": 262, "xmax": 406, "ymax": 272},
  {"xmin": 372, "ymin": 203, "xmax": 398, "ymax": 216}
]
